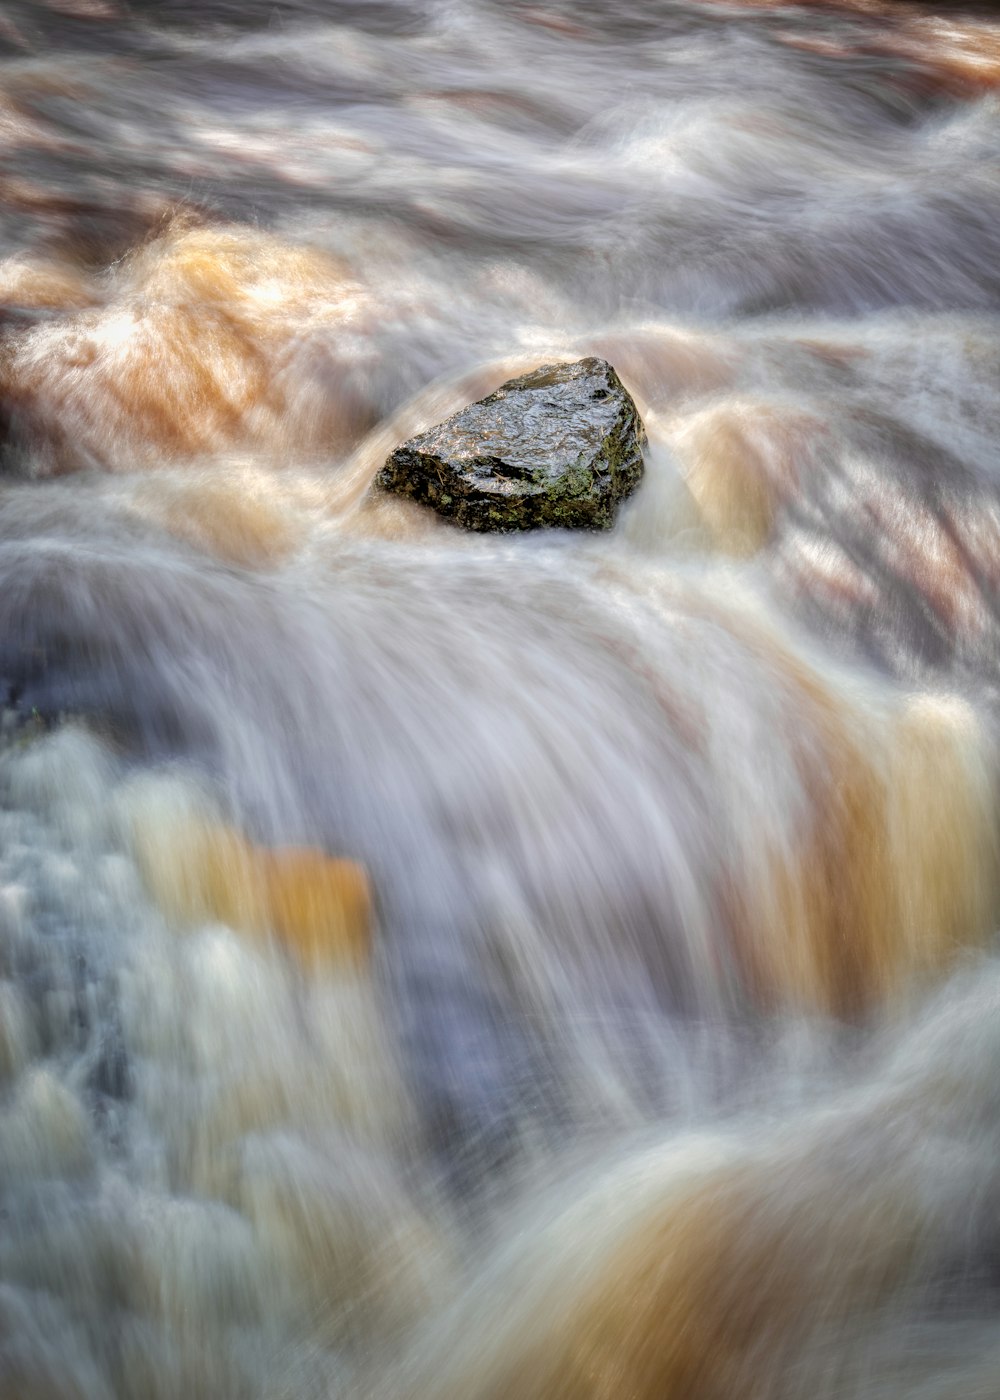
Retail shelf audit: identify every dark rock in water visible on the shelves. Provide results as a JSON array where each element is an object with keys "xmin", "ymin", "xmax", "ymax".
[{"xmin": 375, "ymin": 357, "xmax": 646, "ymax": 532}]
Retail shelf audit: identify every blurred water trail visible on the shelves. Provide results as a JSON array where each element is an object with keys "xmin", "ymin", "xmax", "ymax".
[{"xmin": 2, "ymin": 1, "xmax": 1000, "ymax": 1396}]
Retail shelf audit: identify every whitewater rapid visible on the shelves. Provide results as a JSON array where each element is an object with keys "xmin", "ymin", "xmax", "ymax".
[{"xmin": 2, "ymin": 2, "xmax": 1000, "ymax": 1397}]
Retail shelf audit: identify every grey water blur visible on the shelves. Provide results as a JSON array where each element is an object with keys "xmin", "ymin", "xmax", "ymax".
[{"xmin": 1, "ymin": 1, "xmax": 1000, "ymax": 1397}]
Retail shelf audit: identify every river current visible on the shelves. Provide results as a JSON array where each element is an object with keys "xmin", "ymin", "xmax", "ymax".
[{"xmin": 2, "ymin": 2, "xmax": 1000, "ymax": 1397}]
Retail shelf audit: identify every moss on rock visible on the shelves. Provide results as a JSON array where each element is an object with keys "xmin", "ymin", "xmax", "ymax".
[{"xmin": 374, "ymin": 357, "xmax": 646, "ymax": 532}]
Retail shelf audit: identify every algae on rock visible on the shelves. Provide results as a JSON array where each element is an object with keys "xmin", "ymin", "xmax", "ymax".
[{"xmin": 375, "ymin": 357, "xmax": 646, "ymax": 532}]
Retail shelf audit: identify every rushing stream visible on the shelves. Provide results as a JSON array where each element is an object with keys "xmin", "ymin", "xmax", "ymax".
[{"xmin": 2, "ymin": 1, "xmax": 1000, "ymax": 1396}]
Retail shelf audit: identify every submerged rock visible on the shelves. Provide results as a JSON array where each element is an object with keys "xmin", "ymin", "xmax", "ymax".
[
  {"xmin": 376, "ymin": 357, "xmax": 646, "ymax": 531},
  {"xmin": 130, "ymin": 812, "xmax": 372, "ymax": 972}
]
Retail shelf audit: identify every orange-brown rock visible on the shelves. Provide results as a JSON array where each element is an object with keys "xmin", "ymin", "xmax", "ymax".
[{"xmin": 132, "ymin": 814, "xmax": 371, "ymax": 972}]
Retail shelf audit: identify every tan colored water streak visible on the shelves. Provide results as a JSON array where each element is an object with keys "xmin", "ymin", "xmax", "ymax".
[
  {"xmin": 2, "ymin": 222, "xmax": 376, "ymax": 472},
  {"xmin": 705, "ymin": 620, "xmax": 1000, "ymax": 1018}
]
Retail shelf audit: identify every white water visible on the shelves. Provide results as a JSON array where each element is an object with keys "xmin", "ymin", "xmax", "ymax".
[{"xmin": 1, "ymin": 2, "xmax": 1000, "ymax": 1396}]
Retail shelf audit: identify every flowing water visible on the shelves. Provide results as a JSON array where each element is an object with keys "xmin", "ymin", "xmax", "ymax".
[{"xmin": 2, "ymin": 1, "xmax": 1000, "ymax": 1396}]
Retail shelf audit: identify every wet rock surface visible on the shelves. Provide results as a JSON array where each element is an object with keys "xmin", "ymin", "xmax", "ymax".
[{"xmin": 375, "ymin": 357, "xmax": 646, "ymax": 532}]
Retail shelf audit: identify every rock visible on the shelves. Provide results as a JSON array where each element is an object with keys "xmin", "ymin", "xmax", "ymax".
[
  {"xmin": 375, "ymin": 357, "xmax": 646, "ymax": 532},
  {"xmin": 130, "ymin": 811, "xmax": 372, "ymax": 972}
]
